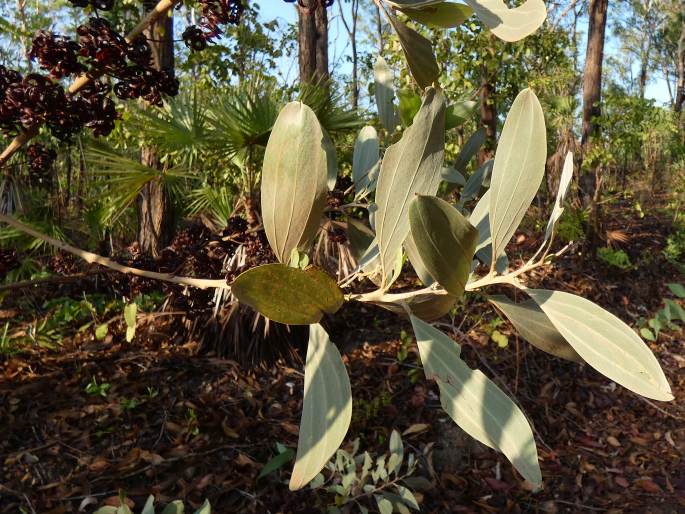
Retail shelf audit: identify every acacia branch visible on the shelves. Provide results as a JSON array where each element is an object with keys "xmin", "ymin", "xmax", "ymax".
[
  {"xmin": 0, "ymin": 0, "xmax": 182, "ymax": 166},
  {"xmin": 0, "ymin": 213, "xmax": 229, "ymax": 291}
]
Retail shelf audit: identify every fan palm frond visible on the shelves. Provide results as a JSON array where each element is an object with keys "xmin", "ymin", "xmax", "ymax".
[
  {"xmin": 127, "ymin": 89, "xmax": 211, "ymax": 169},
  {"xmin": 186, "ymin": 185, "xmax": 235, "ymax": 229},
  {"xmin": 206, "ymin": 84, "xmax": 279, "ymax": 162},
  {"xmin": 298, "ymin": 80, "xmax": 362, "ymax": 134},
  {"xmin": 86, "ymin": 142, "xmax": 190, "ymax": 227}
]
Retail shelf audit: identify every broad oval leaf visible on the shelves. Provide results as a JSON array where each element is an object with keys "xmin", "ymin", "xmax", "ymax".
[
  {"xmin": 488, "ymin": 295, "xmax": 582, "ymax": 362},
  {"xmin": 290, "ymin": 324, "xmax": 352, "ymax": 490},
  {"xmin": 463, "ymin": 0, "xmax": 547, "ymax": 42},
  {"xmin": 409, "ymin": 195, "xmax": 478, "ymax": 298},
  {"xmin": 231, "ymin": 264, "xmax": 343, "ymax": 325},
  {"xmin": 401, "ymin": 2, "xmax": 473, "ymax": 28},
  {"xmin": 261, "ymin": 102, "xmax": 328, "ymax": 262},
  {"xmin": 411, "ymin": 315, "xmax": 542, "ymax": 486},
  {"xmin": 489, "ymin": 89, "xmax": 546, "ymax": 265},
  {"xmin": 527, "ymin": 289, "xmax": 673, "ymax": 401},
  {"xmin": 387, "ymin": 14, "xmax": 440, "ymax": 89},
  {"xmin": 375, "ymin": 87, "xmax": 446, "ymax": 286},
  {"xmin": 374, "ymin": 56, "xmax": 398, "ymax": 132},
  {"xmin": 404, "ymin": 232, "xmax": 435, "ymax": 286},
  {"xmin": 353, "ymin": 126, "xmax": 381, "ymax": 195}
]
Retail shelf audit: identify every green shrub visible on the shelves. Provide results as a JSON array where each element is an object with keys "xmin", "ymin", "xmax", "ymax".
[{"xmin": 597, "ymin": 247, "xmax": 633, "ymax": 270}]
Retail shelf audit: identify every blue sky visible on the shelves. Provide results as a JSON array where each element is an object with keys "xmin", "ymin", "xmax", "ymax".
[{"xmin": 258, "ymin": 1, "xmax": 671, "ymax": 106}]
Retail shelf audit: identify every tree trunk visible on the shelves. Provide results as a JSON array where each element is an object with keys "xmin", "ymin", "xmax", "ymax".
[
  {"xmin": 478, "ymin": 62, "xmax": 497, "ymax": 164},
  {"xmin": 338, "ymin": 0, "xmax": 359, "ymax": 109},
  {"xmin": 675, "ymin": 8, "xmax": 685, "ymax": 114},
  {"xmin": 298, "ymin": 0, "xmax": 329, "ymax": 85},
  {"xmin": 137, "ymin": 0, "xmax": 175, "ymax": 256},
  {"xmin": 581, "ymin": 0, "xmax": 609, "ymax": 247}
]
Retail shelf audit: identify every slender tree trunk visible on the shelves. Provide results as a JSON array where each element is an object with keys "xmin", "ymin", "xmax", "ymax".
[
  {"xmin": 137, "ymin": 0, "xmax": 175, "ymax": 256},
  {"xmin": 638, "ymin": 37, "xmax": 651, "ymax": 98},
  {"xmin": 298, "ymin": 0, "xmax": 329, "ymax": 85},
  {"xmin": 338, "ymin": 0, "xmax": 359, "ymax": 108},
  {"xmin": 478, "ymin": 61, "xmax": 497, "ymax": 164},
  {"xmin": 675, "ymin": 8, "xmax": 685, "ymax": 114},
  {"xmin": 581, "ymin": 0, "xmax": 609, "ymax": 247},
  {"xmin": 375, "ymin": 4, "xmax": 384, "ymax": 53}
]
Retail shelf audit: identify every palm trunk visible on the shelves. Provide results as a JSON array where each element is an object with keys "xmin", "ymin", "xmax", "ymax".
[{"xmin": 137, "ymin": 0, "xmax": 175, "ymax": 256}]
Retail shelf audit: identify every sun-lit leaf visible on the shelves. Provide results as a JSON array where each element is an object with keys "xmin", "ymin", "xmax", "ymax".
[
  {"xmin": 192, "ymin": 500, "xmax": 211, "ymax": 514},
  {"xmin": 533, "ymin": 151, "xmax": 574, "ymax": 259},
  {"xmin": 231, "ymin": 264, "xmax": 343, "ymax": 325},
  {"xmin": 463, "ymin": 0, "xmax": 547, "ymax": 42},
  {"xmin": 527, "ymin": 289, "xmax": 673, "ymax": 401},
  {"xmin": 368, "ymin": 290, "xmax": 457, "ymax": 321},
  {"xmin": 411, "ymin": 315, "xmax": 542, "ymax": 486},
  {"xmin": 388, "ymin": 430, "xmax": 404, "ymax": 474},
  {"xmin": 353, "ymin": 126, "xmax": 381, "ymax": 195},
  {"xmin": 124, "ymin": 303, "xmax": 137, "ymax": 343},
  {"xmin": 375, "ymin": 87, "xmax": 446, "ymax": 287},
  {"xmin": 400, "ymin": 2, "xmax": 473, "ymax": 28},
  {"xmin": 396, "ymin": 485, "xmax": 420, "ymax": 510},
  {"xmin": 489, "ymin": 89, "xmax": 546, "ymax": 266},
  {"xmin": 397, "ymin": 89, "xmax": 422, "ymax": 127},
  {"xmin": 290, "ymin": 324, "xmax": 352, "ymax": 490},
  {"xmin": 261, "ymin": 102, "xmax": 329, "ymax": 262},
  {"xmin": 409, "ymin": 195, "xmax": 478, "ymax": 297},
  {"xmin": 374, "ymin": 56, "xmax": 398, "ymax": 132},
  {"xmin": 489, "ymin": 296, "xmax": 582, "ymax": 362},
  {"xmin": 387, "ymin": 13, "xmax": 440, "ymax": 89},
  {"xmin": 376, "ymin": 496, "xmax": 393, "ymax": 514}
]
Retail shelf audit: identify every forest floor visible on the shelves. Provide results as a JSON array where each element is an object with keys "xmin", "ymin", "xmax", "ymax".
[{"xmin": 1, "ymin": 197, "xmax": 684, "ymax": 514}]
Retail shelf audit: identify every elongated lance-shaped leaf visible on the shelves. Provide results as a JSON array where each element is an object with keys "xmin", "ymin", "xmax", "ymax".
[
  {"xmin": 261, "ymin": 102, "xmax": 328, "ymax": 262},
  {"xmin": 400, "ymin": 2, "xmax": 473, "ymax": 28},
  {"xmin": 411, "ymin": 315, "xmax": 542, "ymax": 486},
  {"xmin": 489, "ymin": 89, "xmax": 546, "ymax": 267},
  {"xmin": 367, "ymin": 290, "xmax": 457, "ymax": 321},
  {"xmin": 455, "ymin": 127, "xmax": 486, "ymax": 173},
  {"xmin": 459, "ymin": 159, "xmax": 492, "ymax": 207},
  {"xmin": 527, "ymin": 289, "xmax": 674, "ymax": 401},
  {"xmin": 463, "ymin": 0, "xmax": 547, "ymax": 42},
  {"xmin": 386, "ymin": 13, "xmax": 440, "ymax": 90},
  {"xmin": 488, "ymin": 296, "xmax": 582, "ymax": 362},
  {"xmin": 532, "ymin": 152, "xmax": 574, "ymax": 260},
  {"xmin": 323, "ymin": 129, "xmax": 338, "ymax": 191},
  {"xmin": 375, "ymin": 87, "xmax": 446, "ymax": 287},
  {"xmin": 374, "ymin": 56, "xmax": 398, "ymax": 132},
  {"xmin": 409, "ymin": 195, "xmax": 478, "ymax": 298},
  {"xmin": 468, "ymin": 189, "xmax": 508, "ymax": 273},
  {"xmin": 231, "ymin": 264, "xmax": 343, "ymax": 325},
  {"xmin": 353, "ymin": 126, "xmax": 381, "ymax": 195},
  {"xmin": 290, "ymin": 324, "xmax": 352, "ymax": 490}
]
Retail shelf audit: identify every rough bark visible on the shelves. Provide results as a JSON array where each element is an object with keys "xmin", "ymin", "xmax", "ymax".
[
  {"xmin": 297, "ymin": 0, "xmax": 329, "ymax": 85},
  {"xmin": 581, "ymin": 0, "xmax": 609, "ymax": 247},
  {"xmin": 137, "ymin": 0, "xmax": 175, "ymax": 256}
]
